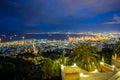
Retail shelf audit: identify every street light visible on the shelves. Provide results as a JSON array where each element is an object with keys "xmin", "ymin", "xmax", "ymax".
[
  {"xmin": 100, "ymin": 62, "xmax": 104, "ymax": 65},
  {"xmin": 94, "ymin": 69, "xmax": 98, "ymax": 73},
  {"xmin": 112, "ymin": 65, "xmax": 115, "ymax": 68},
  {"xmin": 80, "ymin": 73, "xmax": 84, "ymax": 77},
  {"xmin": 112, "ymin": 65, "xmax": 115, "ymax": 71},
  {"xmin": 0, "ymin": 38, "xmax": 1, "ymax": 46},
  {"xmin": 72, "ymin": 63, "xmax": 77, "ymax": 67},
  {"xmin": 0, "ymin": 38, "xmax": 1, "ymax": 42},
  {"xmin": 22, "ymin": 36, "xmax": 25, "ymax": 40},
  {"xmin": 61, "ymin": 64, "xmax": 64, "ymax": 70},
  {"xmin": 22, "ymin": 36, "xmax": 25, "ymax": 44},
  {"xmin": 100, "ymin": 62, "xmax": 104, "ymax": 72}
]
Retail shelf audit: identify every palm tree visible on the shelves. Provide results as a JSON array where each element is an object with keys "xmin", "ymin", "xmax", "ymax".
[
  {"xmin": 59, "ymin": 50, "xmax": 67, "ymax": 66},
  {"xmin": 69, "ymin": 42, "xmax": 100, "ymax": 71}
]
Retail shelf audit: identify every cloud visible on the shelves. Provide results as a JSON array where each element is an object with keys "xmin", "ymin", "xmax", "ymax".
[
  {"xmin": 0, "ymin": 0, "xmax": 120, "ymax": 33},
  {"xmin": 104, "ymin": 14, "xmax": 120, "ymax": 24},
  {"xmin": 3, "ymin": 0, "xmax": 119, "ymax": 26}
]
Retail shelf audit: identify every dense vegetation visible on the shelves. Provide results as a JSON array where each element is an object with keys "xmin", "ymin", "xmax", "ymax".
[
  {"xmin": 0, "ymin": 53, "xmax": 61, "ymax": 80},
  {"xmin": 0, "ymin": 41, "xmax": 120, "ymax": 79},
  {"xmin": 68, "ymin": 43, "xmax": 101, "ymax": 71}
]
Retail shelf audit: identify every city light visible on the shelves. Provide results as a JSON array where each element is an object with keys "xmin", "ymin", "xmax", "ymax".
[{"xmin": 0, "ymin": 0, "xmax": 120, "ymax": 79}]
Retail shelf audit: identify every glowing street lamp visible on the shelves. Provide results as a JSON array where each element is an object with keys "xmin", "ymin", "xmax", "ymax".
[
  {"xmin": 61, "ymin": 64, "xmax": 64, "ymax": 70},
  {"xmin": 0, "ymin": 38, "xmax": 1, "ymax": 46},
  {"xmin": 112, "ymin": 65, "xmax": 115, "ymax": 68},
  {"xmin": 94, "ymin": 69, "xmax": 98, "ymax": 73},
  {"xmin": 100, "ymin": 62, "xmax": 104, "ymax": 72},
  {"xmin": 22, "ymin": 36, "xmax": 25, "ymax": 44},
  {"xmin": 72, "ymin": 63, "xmax": 77, "ymax": 67},
  {"xmin": 100, "ymin": 62, "xmax": 104, "ymax": 65},
  {"xmin": 22, "ymin": 36, "xmax": 25, "ymax": 40},
  {"xmin": 80, "ymin": 73, "xmax": 84, "ymax": 77},
  {"xmin": 112, "ymin": 65, "xmax": 115, "ymax": 71},
  {"xmin": 0, "ymin": 38, "xmax": 1, "ymax": 42}
]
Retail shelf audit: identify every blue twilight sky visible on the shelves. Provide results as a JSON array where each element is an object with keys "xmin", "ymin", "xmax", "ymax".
[{"xmin": 0, "ymin": 0, "xmax": 120, "ymax": 34}]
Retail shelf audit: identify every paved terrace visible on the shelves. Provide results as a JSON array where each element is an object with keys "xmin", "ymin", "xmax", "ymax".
[{"xmin": 61, "ymin": 64, "xmax": 118, "ymax": 80}]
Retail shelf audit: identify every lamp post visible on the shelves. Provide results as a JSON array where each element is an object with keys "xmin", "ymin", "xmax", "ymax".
[
  {"xmin": 22, "ymin": 36, "xmax": 24, "ymax": 40},
  {"xmin": 100, "ymin": 62, "xmax": 104, "ymax": 72},
  {"xmin": 22, "ymin": 36, "xmax": 25, "ymax": 44},
  {"xmin": 0, "ymin": 38, "xmax": 1, "ymax": 46},
  {"xmin": 112, "ymin": 65, "xmax": 115, "ymax": 71},
  {"xmin": 73, "ymin": 63, "xmax": 77, "ymax": 67},
  {"xmin": 0, "ymin": 38, "xmax": 1, "ymax": 42},
  {"xmin": 10, "ymin": 37, "xmax": 12, "ymax": 41}
]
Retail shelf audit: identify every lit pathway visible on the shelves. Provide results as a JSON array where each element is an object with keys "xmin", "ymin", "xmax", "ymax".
[
  {"xmin": 61, "ymin": 64, "xmax": 116, "ymax": 80},
  {"xmin": 108, "ymin": 71, "xmax": 120, "ymax": 80}
]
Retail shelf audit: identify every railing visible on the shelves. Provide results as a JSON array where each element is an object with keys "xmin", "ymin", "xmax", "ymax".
[
  {"xmin": 108, "ymin": 71, "xmax": 120, "ymax": 80},
  {"xmin": 103, "ymin": 63, "xmax": 115, "ymax": 71}
]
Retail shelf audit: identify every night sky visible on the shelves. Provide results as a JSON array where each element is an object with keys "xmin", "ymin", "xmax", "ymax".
[{"xmin": 0, "ymin": 0, "xmax": 120, "ymax": 34}]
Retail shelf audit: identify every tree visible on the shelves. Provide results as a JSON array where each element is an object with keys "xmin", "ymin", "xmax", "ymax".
[
  {"xmin": 69, "ymin": 42, "xmax": 100, "ymax": 71},
  {"xmin": 101, "ymin": 47, "xmax": 113, "ymax": 64},
  {"xmin": 41, "ymin": 58, "xmax": 60, "ymax": 80},
  {"xmin": 113, "ymin": 41, "xmax": 120, "ymax": 59}
]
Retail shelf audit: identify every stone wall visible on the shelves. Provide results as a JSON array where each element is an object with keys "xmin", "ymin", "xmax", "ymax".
[
  {"xmin": 61, "ymin": 66, "xmax": 115, "ymax": 80},
  {"xmin": 80, "ymin": 72, "xmax": 115, "ymax": 80},
  {"xmin": 61, "ymin": 66, "xmax": 80, "ymax": 80}
]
